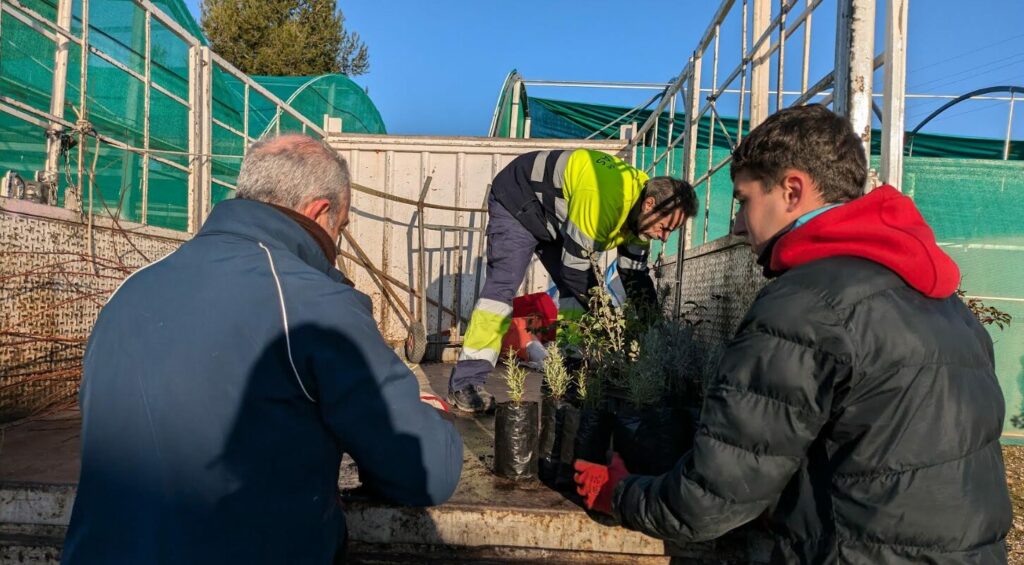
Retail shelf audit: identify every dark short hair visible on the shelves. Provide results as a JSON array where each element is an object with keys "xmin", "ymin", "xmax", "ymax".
[
  {"xmin": 730, "ymin": 104, "xmax": 867, "ymax": 203},
  {"xmin": 643, "ymin": 176, "xmax": 698, "ymax": 218}
]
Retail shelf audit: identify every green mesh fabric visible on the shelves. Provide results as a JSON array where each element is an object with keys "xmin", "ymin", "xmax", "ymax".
[
  {"xmin": 248, "ymin": 75, "xmax": 385, "ymax": 136},
  {"xmin": 0, "ymin": 0, "xmax": 384, "ymax": 231}
]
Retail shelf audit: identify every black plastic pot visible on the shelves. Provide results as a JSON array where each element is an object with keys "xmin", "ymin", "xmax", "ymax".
[
  {"xmin": 538, "ymin": 397, "xmax": 572, "ymax": 484},
  {"xmin": 494, "ymin": 401, "xmax": 540, "ymax": 481},
  {"xmin": 572, "ymin": 404, "xmax": 614, "ymax": 466},
  {"xmin": 612, "ymin": 404, "xmax": 696, "ymax": 475},
  {"xmin": 553, "ymin": 404, "xmax": 582, "ymax": 488}
]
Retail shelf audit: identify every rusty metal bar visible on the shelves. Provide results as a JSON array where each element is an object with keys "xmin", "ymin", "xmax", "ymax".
[
  {"xmin": 833, "ymin": 0, "xmax": 876, "ymax": 161},
  {"xmin": 341, "ymin": 228, "xmax": 413, "ymax": 324},
  {"xmin": 335, "ymin": 249, "xmax": 461, "ymax": 321}
]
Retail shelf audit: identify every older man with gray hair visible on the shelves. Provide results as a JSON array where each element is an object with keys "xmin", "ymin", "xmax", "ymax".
[{"xmin": 63, "ymin": 135, "xmax": 463, "ymax": 565}]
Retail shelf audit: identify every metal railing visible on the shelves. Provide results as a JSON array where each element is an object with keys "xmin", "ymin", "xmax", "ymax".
[
  {"xmin": 606, "ymin": 0, "xmax": 907, "ymax": 314},
  {"xmin": 0, "ymin": 0, "xmax": 325, "ymax": 233},
  {"xmin": 494, "ymin": 0, "xmax": 912, "ymax": 254}
]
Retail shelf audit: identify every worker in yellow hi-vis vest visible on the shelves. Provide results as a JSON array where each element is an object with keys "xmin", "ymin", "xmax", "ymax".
[{"xmin": 448, "ymin": 149, "xmax": 698, "ymax": 413}]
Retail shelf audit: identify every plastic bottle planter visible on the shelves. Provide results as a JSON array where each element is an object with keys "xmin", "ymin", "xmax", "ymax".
[
  {"xmin": 612, "ymin": 404, "xmax": 697, "ymax": 475},
  {"xmin": 494, "ymin": 401, "xmax": 540, "ymax": 481},
  {"xmin": 538, "ymin": 397, "xmax": 573, "ymax": 485}
]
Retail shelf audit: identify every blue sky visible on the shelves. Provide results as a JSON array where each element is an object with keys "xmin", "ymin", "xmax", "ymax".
[{"xmin": 184, "ymin": 1, "xmax": 1024, "ymax": 140}]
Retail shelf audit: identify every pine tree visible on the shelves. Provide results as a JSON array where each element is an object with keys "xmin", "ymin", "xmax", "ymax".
[{"xmin": 201, "ymin": 0, "xmax": 370, "ymax": 77}]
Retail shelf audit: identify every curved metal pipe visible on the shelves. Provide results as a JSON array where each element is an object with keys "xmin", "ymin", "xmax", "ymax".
[{"xmin": 909, "ymin": 85, "xmax": 1024, "ymax": 136}]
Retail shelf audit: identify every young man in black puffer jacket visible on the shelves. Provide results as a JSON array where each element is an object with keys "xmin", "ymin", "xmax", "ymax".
[{"xmin": 574, "ymin": 104, "xmax": 1012, "ymax": 564}]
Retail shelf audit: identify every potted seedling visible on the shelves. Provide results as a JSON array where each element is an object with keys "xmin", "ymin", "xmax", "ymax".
[
  {"xmin": 538, "ymin": 342, "xmax": 574, "ymax": 484},
  {"xmin": 563, "ymin": 281, "xmax": 626, "ymax": 469},
  {"xmin": 612, "ymin": 315, "xmax": 708, "ymax": 475},
  {"xmin": 570, "ymin": 364, "xmax": 613, "ymax": 468},
  {"xmin": 493, "ymin": 348, "xmax": 539, "ymax": 481}
]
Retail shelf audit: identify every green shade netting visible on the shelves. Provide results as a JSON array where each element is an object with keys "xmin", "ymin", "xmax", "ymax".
[{"xmin": 0, "ymin": 0, "xmax": 385, "ymax": 231}]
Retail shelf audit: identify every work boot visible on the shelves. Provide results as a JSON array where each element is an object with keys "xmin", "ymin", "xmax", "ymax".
[{"xmin": 448, "ymin": 384, "xmax": 496, "ymax": 414}]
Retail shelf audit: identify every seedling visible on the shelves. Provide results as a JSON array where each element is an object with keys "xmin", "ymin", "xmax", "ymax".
[
  {"xmin": 502, "ymin": 347, "xmax": 527, "ymax": 404},
  {"xmin": 542, "ymin": 343, "xmax": 571, "ymax": 401}
]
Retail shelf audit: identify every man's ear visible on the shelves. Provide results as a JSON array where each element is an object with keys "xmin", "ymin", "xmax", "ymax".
[
  {"xmin": 778, "ymin": 170, "xmax": 809, "ymax": 213},
  {"xmin": 641, "ymin": 196, "xmax": 656, "ymax": 214},
  {"xmin": 301, "ymin": 198, "xmax": 331, "ymax": 222}
]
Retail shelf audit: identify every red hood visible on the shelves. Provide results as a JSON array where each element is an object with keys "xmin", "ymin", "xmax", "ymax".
[{"xmin": 770, "ymin": 185, "xmax": 960, "ymax": 298}]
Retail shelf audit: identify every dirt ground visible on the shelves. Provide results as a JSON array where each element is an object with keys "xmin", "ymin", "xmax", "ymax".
[{"xmin": 1004, "ymin": 445, "xmax": 1024, "ymax": 562}]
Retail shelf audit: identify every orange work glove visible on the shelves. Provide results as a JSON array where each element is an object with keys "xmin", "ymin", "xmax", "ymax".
[{"xmin": 573, "ymin": 452, "xmax": 629, "ymax": 515}]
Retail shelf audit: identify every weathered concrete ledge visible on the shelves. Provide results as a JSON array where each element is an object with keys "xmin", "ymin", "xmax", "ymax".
[{"xmin": 0, "ymin": 365, "xmax": 773, "ymax": 563}]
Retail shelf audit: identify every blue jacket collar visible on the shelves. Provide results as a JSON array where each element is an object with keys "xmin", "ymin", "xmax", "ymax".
[{"xmin": 198, "ymin": 198, "xmax": 334, "ymax": 275}]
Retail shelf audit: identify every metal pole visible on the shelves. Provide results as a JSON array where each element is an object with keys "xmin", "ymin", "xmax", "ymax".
[
  {"xmin": 417, "ymin": 176, "xmax": 432, "ymax": 326},
  {"xmin": 672, "ymin": 222, "xmax": 688, "ymax": 319},
  {"xmin": 801, "ymin": 0, "xmax": 812, "ymax": 92},
  {"xmin": 641, "ymin": 129, "xmax": 648, "ymax": 170},
  {"xmin": 737, "ymin": 0, "xmax": 753, "ymax": 144},
  {"xmin": 650, "ymin": 111, "xmax": 660, "ymax": 174},
  {"xmin": 75, "ymin": 0, "xmax": 90, "ymax": 214},
  {"xmin": 187, "ymin": 45, "xmax": 203, "ymax": 233},
  {"xmin": 776, "ymin": 0, "xmax": 788, "ymax": 111},
  {"xmin": 1004, "ymin": 92, "xmax": 1016, "ymax": 161},
  {"xmin": 510, "ymin": 79, "xmax": 522, "ymax": 138},
  {"xmin": 682, "ymin": 53, "xmax": 701, "ymax": 253},
  {"xmin": 749, "ymin": 0, "xmax": 772, "ymax": 128},
  {"xmin": 475, "ymin": 184, "xmax": 491, "ymax": 304},
  {"xmin": 665, "ymin": 90, "xmax": 677, "ymax": 174},
  {"xmin": 833, "ymin": 0, "xmax": 876, "ymax": 165},
  {"xmin": 453, "ymin": 153, "xmax": 466, "ymax": 338},
  {"xmin": 140, "ymin": 10, "xmax": 151, "ymax": 223},
  {"xmin": 880, "ymin": 0, "xmax": 908, "ymax": 190},
  {"xmin": 732, "ymin": 0, "xmax": 750, "ymax": 229},
  {"xmin": 44, "ymin": 0, "xmax": 73, "ymax": 207},
  {"xmin": 703, "ymin": 25, "xmax": 720, "ymax": 245},
  {"xmin": 200, "ymin": 46, "xmax": 212, "ymax": 220},
  {"xmin": 436, "ymin": 228, "xmax": 446, "ymax": 341},
  {"xmin": 243, "ymin": 84, "xmax": 250, "ymax": 149}
]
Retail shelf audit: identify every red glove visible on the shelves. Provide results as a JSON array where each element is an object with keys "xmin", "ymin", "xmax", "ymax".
[{"xmin": 574, "ymin": 453, "xmax": 629, "ymax": 515}]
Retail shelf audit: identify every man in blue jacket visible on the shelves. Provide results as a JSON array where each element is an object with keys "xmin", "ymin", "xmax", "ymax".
[{"xmin": 63, "ymin": 135, "xmax": 463, "ymax": 564}]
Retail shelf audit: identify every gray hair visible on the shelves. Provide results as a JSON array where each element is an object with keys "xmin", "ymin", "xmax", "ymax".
[{"xmin": 235, "ymin": 134, "xmax": 351, "ymax": 212}]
